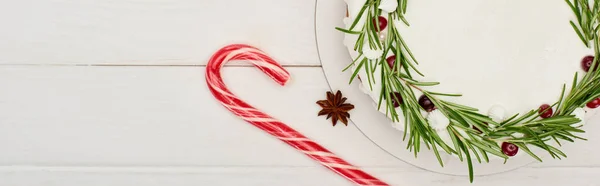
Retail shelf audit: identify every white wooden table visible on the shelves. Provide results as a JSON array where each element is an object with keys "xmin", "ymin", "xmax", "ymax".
[{"xmin": 0, "ymin": 0, "xmax": 597, "ymax": 185}]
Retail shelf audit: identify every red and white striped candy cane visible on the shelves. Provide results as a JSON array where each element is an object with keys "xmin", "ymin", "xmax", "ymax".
[{"xmin": 206, "ymin": 44, "xmax": 389, "ymax": 186}]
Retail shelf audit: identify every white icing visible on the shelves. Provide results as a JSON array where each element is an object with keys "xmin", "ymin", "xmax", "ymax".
[
  {"xmin": 488, "ymin": 105, "xmax": 507, "ymax": 123},
  {"xmin": 420, "ymin": 109, "xmax": 429, "ymax": 118},
  {"xmin": 378, "ymin": 30, "xmax": 388, "ymax": 42},
  {"xmin": 436, "ymin": 130, "xmax": 455, "ymax": 148},
  {"xmin": 344, "ymin": 0, "xmax": 599, "ymax": 136},
  {"xmin": 572, "ymin": 108, "xmax": 586, "ymax": 127},
  {"xmin": 362, "ymin": 43, "xmax": 384, "ymax": 60},
  {"xmin": 378, "ymin": 0, "xmax": 398, "ymax": 13},
  {"xmin": 427, "ymin": 110, "xmax": 450, "ymax": 130},
  {"xmin": 344, "ymin": 0, "xmax": 367, "ymax": 28},
  {"xmin": 512, "ymin": 133, "xmax": 525, "ymax": 138}
]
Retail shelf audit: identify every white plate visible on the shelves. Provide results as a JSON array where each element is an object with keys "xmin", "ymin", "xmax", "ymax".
[{"xmin": 314, "ymin": 0, "xmax": 600, "ymax": 176}]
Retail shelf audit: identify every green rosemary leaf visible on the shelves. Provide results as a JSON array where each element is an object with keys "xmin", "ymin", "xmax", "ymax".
[
  {"xmin": 377, "ymin": 76, "xmax": 386, "ymax": 110},
  {"xmin": 354, "ymin": 31, "xmax": 365, "ymax": 51},
  {"xmin": 447, "ymin": 112, "xmax": 470, "ymax": 127},
  {"xmin": 349, "ymin": 58, "xmax": 367, "ymax": 84},
  {"xmin": 339, "ymin": 0, "xmax": 597, "ymax": 179},
  {"xmin": 557, "ymin": 130, "xmax": 587, "ymax": 141},
  {"xmin": 546, "ymin": 145, "xmax": 567, "ymax": 158},
  {"xmin": 539, "ymin": 129, "xmax": 568, "ymax": 139},
  {"xmin": 591, "ymin": 13, "xmax": 600, "ymax": 29},
  {"xmin": 409, "ymin": 81, "xmax": 440, "ymax": 86},
  {"xmin": 452, "ymin": 122, "xmax": 480, "ymax": 133},
  {"xmin": 428, "ymin": 92, "xmax": 462, "ymax": 97},
  {"xmin": 463, "ymin": 143, "xmax": 474, "ymax": 183},
  {"xmin": 441, "ymin": 100, "xmax": 479, "ymax": 111},
  {"xmin": 430, "ymin": 135, "xmax": 445, "ymax": 167},
  {"xmin": 469, "ymin": 140, "xmax": 508, "ymax": 159},
  {"xmin": 367, "ymin": 14, "xmax": 383, "ymax": 49},
  {"xmin": 365, "ymin": 60, "xmax": 374, "ymax": 90},
  {"xmin": 528, "ymin": 142, "xmax": 558, "ymax": 159},
  {"xmin": 552, "ymin": 125, "xmax": 584, "ymax": 133},
  {"xmin": 570, "ymin": 21, "xmax": 590, "ymax": 46},
  {"xmin": 566, "ymin": 0, "xmax": 582, "ymax": 24},
  {"xmin": 551, "ymin": 135, "xmax": 563, "ymax": 146},
  {"xmin": 402, "ymin": 105, "xmax": 410, "ymax": 140},
  {"xmin": 481, "ymin": 138, "xmax": 503, "ymax": 151},
  {"xmin": 396, "ymin": 34, "xmax": 420, "ymax": 65},
  {"xmin": 475, "ymin": 144, "xmax": 490, "ymax": 163},
  {"xmin": 572, "ymin": 72, "xmax": 579, "ymax": 93},
  {"xmin": 500, "ymin": 113, "xmax": 520, "ymax": 125},
  {"xmin": 525, "ymin": 127, "xmax": 554, "ymax": 158},
  {"xmin": 464, "ymin": 141, "xmax": 482, "ymax": 163},
  {"xmin": 414, "ymin": 131, "xmax": 421, "ymax": 157},
  {"xmin": 342, "ymin": 54, "xmax": 363, "ymax": 72},
  {"xmin": 503, "ymin": 110, "xmax": 537, "ymax": 127},
  {"xmin": 583, "ymin": 92, "xmax": 600, "ymax": 104},
  {"xmin": 349, "ymin": 5, "xmax": 368, "ymax": 30},
  {"xmin": 460, "ymin": 110, "xmax": 496, "ymax": 124},
  {"xmin": 400, "ymin": 51, "xmax": 424, "ymax": 76},
  {"xmin": 555, "ymin": 84, "xmax": 567, "ymax": 115},
  {"xmin": 538, "ymin": 116, "xmax": 581, "ymax": 125},
  {"xmin": 515, "ymin": 143, "xmax": 543, "ymax": 162},
  {"xmin": 407, "ymin": 128, "xmax": 414, "ymax": 150},
  {"xmin": 553, "ymin": 133, "xmax": 575, "ymax": 142},
  {"xmin": 448, "ymin": 127, "xmax": 464, "ymax": 161},
  {"xmin": 432, "ymin": 131, "xmax": 455, "ymax": 154},
  {"xmin": 398, "ymin": 15, "xmax": 410, "ymax": 26},
  {"xmin": 335, "ymin": 27, "xmax": 363, "ymax": 34}
]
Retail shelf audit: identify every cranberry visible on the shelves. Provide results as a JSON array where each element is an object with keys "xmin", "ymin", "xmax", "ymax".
[
  {"xmin": 502, "ymin": 142, "xmax": 519, "ymax": 157},
  {"xmin": 581, "ymin": 55, "xmax": 597, "ymax": 72},
  {"xmin": 587, "ymin": 98, "xmax": 600, "ymax": 109},
  {"xmin": 538, "ymin": 104, "xmax": 553, "ymax": 118},
  {"xmin": 418, "ymin": 95, "xmax": 435, "ymax": 112},
  {"xmin": 386, "ymin": 55, "xmax": 399, "ymax": 71},
  {"xmin": 373, "ymin": 16, "xmax": 388, "ymax": 31},
  {"xmin": 389, "ymin": 92, "xmax": 403, "ymax": 108}
]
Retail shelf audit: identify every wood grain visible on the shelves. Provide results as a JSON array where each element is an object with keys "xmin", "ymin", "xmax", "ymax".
[
  {"xmin": 0, "ymin": 66, "xmax": 400, "ymax": 167},
  {"xmin": 0, "ymin": 66, "xmax": 597, "ymax": 185},
  {"xmin": 0, "ymin": 0, "xmax": 598, "ymax": 184},
  {"xmin": 0, "ymin": 0, "xmax": 319, "ymax": 66},
  {"xmin": 0, "ymin": 166, "xmax": 597, "ymax": 186}
]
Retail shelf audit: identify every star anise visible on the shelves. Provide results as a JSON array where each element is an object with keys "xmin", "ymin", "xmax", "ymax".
[{"xmin": 316, "ymin": 90, "xmax": 355, "ymax": 126}]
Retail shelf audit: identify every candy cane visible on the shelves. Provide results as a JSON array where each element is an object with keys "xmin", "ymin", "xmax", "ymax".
[{"xmin": 205, "ymin": 44, "xmax": 389, "ymax": 186}]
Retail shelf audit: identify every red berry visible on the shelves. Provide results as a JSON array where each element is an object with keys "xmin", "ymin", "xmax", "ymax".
[
  {"xmin": 587, "ymin": 98, "xmax": 600, "ymax": 109},
  {"xmin": 390, "ymin": 92, "xmax": 403, "ymax": 108},
  {"xmin": 538, "ymin": 104, "xmax": 553, "ymax": 118},
  {"xmin": 502, "ymin": 142, "xmax": 519, "ymax": 157},
  {"xmin": 418, "ymin": 95, "xmax": 435, "ymax": 112},
  {"xmin": 582, "ymin": 55, "xmax": 597, "ymax": 72},
  {"xmin": 373, "ymin": 16, "xmax": 388, "ymax": 31},
  {"xmin": 386, "ymin": 55, "xmax": 398, "ymax": 71}
]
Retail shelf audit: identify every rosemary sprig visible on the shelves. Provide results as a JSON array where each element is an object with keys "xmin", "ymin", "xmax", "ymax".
[{"xmin": 339, "ymin": 0, "xmax": 598, "ymax": 182}]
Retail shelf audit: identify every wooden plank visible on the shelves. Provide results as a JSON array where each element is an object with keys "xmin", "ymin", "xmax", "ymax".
[
  {"xmin": 0, "ymin": 0, "xmax": 318, "ymax": 65},
  {"xmin": 0, "ymin": 66, "xmax": 596, "ymax": 172},
  {"xmin": 0, "ymin": 66, "xmax": 401, "ymax": 167},
  {"xmin": 0, "ymin": 166, "xmax": 597, "ymax": 186}
]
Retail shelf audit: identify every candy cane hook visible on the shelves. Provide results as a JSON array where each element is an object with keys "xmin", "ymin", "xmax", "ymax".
[{"xmin": 205, "ymin": 44, "xmax": 389, "ymax": 186}]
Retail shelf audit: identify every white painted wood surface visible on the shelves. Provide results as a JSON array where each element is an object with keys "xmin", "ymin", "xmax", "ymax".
[
  {"xmin": 0, "ymin": 0, "xmax": 318, "ymax": 65},
  {"xmin": 0, "ymin": 0, "xmax": 597, "ymax": 185}
]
